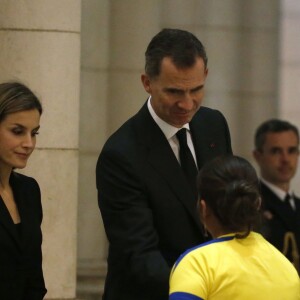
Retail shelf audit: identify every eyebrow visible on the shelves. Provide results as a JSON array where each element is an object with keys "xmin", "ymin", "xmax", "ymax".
[
  {"xmin": 164, "ymin": 84, "xmax": 204, "ymax": 93},
  {"xmin": 269, "ymin": 146, "xmax": 299, "ymax": 151},
  {"xmin": 288, "ymin": 146, "xmax": 299, "ymax": 151},
  {"xmin": 12, "ymin": 123, "xmax": 40, "ymax": 131},
  {"xmin": 191, "ymin": 85, "xmax": 204, "ymax": 92}
]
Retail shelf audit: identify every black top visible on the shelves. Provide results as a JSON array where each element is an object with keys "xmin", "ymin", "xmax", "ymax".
[
  {"xmin": 0, "ymin": 172, "xmax": 47, "ymax": 300},
  {"xmin": 15, "ymin": 222, "xmax": 22, "ymax": 237}
]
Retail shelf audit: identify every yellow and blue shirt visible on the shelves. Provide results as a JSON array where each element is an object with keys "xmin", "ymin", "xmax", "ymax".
[{"xmin": 169, "ymin": 232, "xmax": 299, "ymax": 300}]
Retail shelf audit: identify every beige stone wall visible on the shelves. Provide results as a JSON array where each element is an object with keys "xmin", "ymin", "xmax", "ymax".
[
  {"xmin": 107, "ymin": 0, "xmax": 161, "ymax": 134},
  {"xmin": 78, "ymin": 0, "xmax": 109, "ymax": 270},
  {"xmin": 279, "ymin": 0, "xmax": 300, "ymax": 193}
]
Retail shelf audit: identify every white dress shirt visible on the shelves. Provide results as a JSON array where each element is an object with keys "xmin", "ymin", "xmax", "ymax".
[
  {"xmin": 261, "ymin": 178, "xmax": 296, "ymax": 210},
  {"xmin": 147, "ymin": 97, "xmax": 198, "ymax": 168}
]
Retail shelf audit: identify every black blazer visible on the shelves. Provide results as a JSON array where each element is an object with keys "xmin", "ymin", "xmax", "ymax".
[
  {"xmin": 259, "ymin": 182, "xmax": 300, "ymax": 270},
  {"xmin": 96, "ymin": 103, "xmax": 232, "ymax": 300},
  {"xmin": 0, "ymin": 172, "xmax": 47, "ymax": 300}
]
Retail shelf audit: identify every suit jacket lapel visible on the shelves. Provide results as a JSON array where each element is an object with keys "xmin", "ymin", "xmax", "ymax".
[
  {"xmin": 261, "ymin": 183, "xmax": 297, "ymax": 229},
  {"xmin": 190, "ymin": 109, "xmax": 222, "ymax": 170},
  {"xmin": 0, "ymin": 173, "xmax": 22, "ymax": 249},
  {"xmin": 133, "ymin": 104, "xmax": 202, "ymax": 229},
  {"xmin": 12, "ymin": 172, "xmax": 36, "ymax": 253}
]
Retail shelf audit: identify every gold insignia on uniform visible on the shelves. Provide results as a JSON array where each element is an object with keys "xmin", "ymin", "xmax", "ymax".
[{"xmin": 282, "ymin": 232, "xmax": 299, "ymax": 274}]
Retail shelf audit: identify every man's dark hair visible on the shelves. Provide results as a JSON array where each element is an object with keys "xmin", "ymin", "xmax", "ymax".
[
  {"xmin": 145, "ymin": 28, "xmax": 208, "ymax": 78},
  {"xmin": 254, "ymin": 119, "xmax": 299, "ymax": 151}
]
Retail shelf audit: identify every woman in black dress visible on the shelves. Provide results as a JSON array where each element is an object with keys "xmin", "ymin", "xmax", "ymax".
[{"xmin": 0, "ymin": 82, "xmax": 47, "ymax": 300}]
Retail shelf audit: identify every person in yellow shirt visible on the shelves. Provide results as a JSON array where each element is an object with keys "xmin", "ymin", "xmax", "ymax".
[{"xmin": 169, "ymin": 155, "xmax": 299, "ymax": 300}]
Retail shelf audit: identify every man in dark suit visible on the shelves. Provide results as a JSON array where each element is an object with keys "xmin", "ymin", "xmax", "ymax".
[
  {"xmin": 253, "ymin": 119, "xmax": 300, "ymax": 273},
  {"xmin": 96, "ymin": 28, "xmax": 232, "ymax": 300}
]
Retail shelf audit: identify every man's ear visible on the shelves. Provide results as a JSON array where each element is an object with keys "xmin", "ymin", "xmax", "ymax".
[
  {"xmin": 141, "ymin": 74, "xmax": 151, "ymax": 93},
  {"xmin": 199, "ymin": 199, "xmax": 207, "ymax": 220},
  {"xmin": 204, "ymin": 67, "xmax": 209, "ymax": 78},
  {"xmin": 253, "ymin": 149, "xmax": 261, "ymax": 163}
]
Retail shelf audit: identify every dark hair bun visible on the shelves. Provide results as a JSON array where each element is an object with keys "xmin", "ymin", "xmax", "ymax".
[
  {"xmin": 225, "ymin": 180, "xmax": 258, "ymax": 202},
  {"xmin": 220, "ymin": 180, "xmax": 260, "ymax": 233},
  {"xmin": 197, "ymin": 155, "xmax": 261, "ymax": 237}
]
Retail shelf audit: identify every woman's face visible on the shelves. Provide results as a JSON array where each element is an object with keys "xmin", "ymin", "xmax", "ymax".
[{"xmin": 0, "ymin": 109, "xmax": 41, "ymax": 171}]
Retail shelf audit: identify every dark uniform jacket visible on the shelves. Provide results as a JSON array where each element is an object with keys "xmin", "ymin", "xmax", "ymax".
[{"xmin": 260, "ymin": 182, "xmax": 300, "ymax": 273}]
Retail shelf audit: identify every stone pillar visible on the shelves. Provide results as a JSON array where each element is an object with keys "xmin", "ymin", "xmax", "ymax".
[
  {"xmin": 108, "ymin": 0, "xmax": 161, "ymax": 134},
  {"xmin": 0, "ymin": 1, "xmax": 81, "ymax": 299},
  {"xmin": 238, "ymin": 0, "xmax": 280, "ymax": 159},
  {"xmin": 279, "ymin": 0, "xmax": 300, "ymax": 194},
  {"xmin": 77, "ymin": 0, "xmax": 110, "ymax": 298}
]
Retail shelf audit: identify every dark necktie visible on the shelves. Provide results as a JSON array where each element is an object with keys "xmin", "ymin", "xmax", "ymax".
[
  {"xmin": 284, "ymin": 193, "xmax": 294, "ymax": 212},
  {"xmin": 176, "ymin": 128, "xmax": 198, "ymax": 193}
]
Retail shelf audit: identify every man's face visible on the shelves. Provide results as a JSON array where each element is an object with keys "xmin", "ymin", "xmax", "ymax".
[
  {"xmin": 253, "ymin": 130, "xmax": 299, "ymax": 189},
  {"xmin": 141, "ymin": 57, "xmax": 208, "ymax": 128}
]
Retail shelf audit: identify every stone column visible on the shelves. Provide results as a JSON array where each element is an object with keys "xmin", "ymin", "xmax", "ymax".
[
  {"xmin": 0, "ymin": 1, "xmax": 81, "ymax": 299},
  {"xmin": 238, "ymin": 0, "xmax": 280, "ymax": 159},
  {"xmin": 108, "ymin": 0, "xmax": 161, "ymax": 134},
  {"xmin": 77, "ymin": 0, "xmax": 110, "ymax": 298},
  {"xmin": 279, "ymin": 0, "xmax": 300, "ymax": 194}
]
